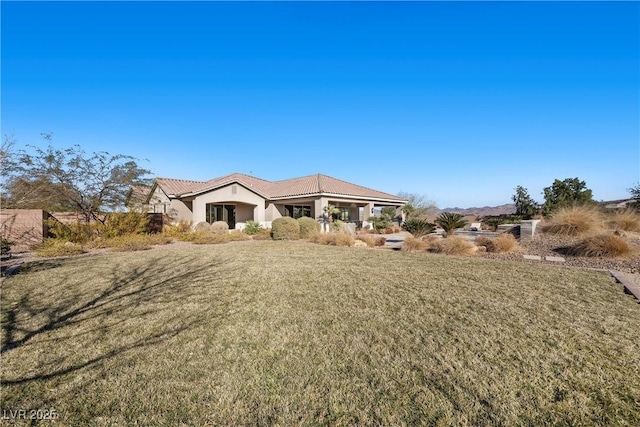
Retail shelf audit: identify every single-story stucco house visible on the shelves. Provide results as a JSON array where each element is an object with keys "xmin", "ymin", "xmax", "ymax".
[{"xmin": 138, "ymin": 173, "xmax": 407, "ymax": 230}]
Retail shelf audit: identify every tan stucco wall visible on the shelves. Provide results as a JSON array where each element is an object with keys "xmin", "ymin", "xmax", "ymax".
[
  {"xmin": 235, "ymin": 204, "xmax": 255, "ymax": 223},
  {"xmin": 0, "ymin": 209, "xmax": 48, "ymax": 250},
  {"xmin": 169, "ymin": 199, "xmax": 193, "ymax": 223},
  {"xmin": 192, "ymin": 184, "xmax": 266, "ymax": 224},
  {"xmin": 147, "ymin": 186, "xmax": 192, "ymax": 223},
  {"xmin": 265, "ymin": 203, "xmax": 282, "ymax": 222},
  {"xmin": 149, "ymin": 186, "xmax": 170, "ymax": 213}
]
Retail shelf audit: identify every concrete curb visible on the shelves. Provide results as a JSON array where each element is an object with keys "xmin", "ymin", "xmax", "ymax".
[{"xmin": 609, "ymin": 270, "xmax": 640, "ymax": 302}]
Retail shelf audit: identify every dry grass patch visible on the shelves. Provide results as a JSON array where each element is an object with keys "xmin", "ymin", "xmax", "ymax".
[
  {"xmin": 3, "ymin": 242, "xmax": 640, "ymax": 425},
  {"xmin": 565, "ymin": 234, "xmax": 633, "ymax": 257},
  {"xmin": 250, "ymin": 228, "xmax": 273, "ymax": 240},
  {"xmin": 541, "ymin": 205, "xmax": 604, "ymax": 236},
  {"xmin": 606, "ymin": 208, "xmax": 640, "ymax": 232},
  {"xmin": 374, "ymin": 236, "xmax": 387, "ymax": 246},
  {"xmin": 402, "ymin": 236, "xmax": 430, "ymax": 252},
  {"xmin": 432, "ymin": 236, "xmax": 477, "ymax": 255},
  {"xmin": 476, "ymin": 234, "xmax": 519, "ymax": 253},
  {"xmin": 33, "ymin": 239, "xmax": 85, "ymax": 257},
  {"xmin": 355, "ymin": 235, "xmax": 376, "ymax": 247},
  {"xmin": 309, "ymin": 231, "xmax": 355, "ymax": 247}
]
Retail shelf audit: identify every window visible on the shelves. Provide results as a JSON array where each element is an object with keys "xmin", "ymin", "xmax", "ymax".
[
  {"xmin": 334, "ymin": 207, "xmax": 350, "ymax": 222},
  {"xmin": 154, "ymin": 203, "xmax": 168, "ymax": 213},
  {"xmin": 206, "ymin": 203, "xmax": 234, "ymax": 224},
  {"xmin": 284, "ymin": 205, "xmax": 311, "ymax": 219}
]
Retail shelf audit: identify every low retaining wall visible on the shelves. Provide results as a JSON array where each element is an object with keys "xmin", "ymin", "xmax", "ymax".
[
  {"xmin": 1, "ymin": 210, "xmax": 165, "ymax": 250},
  {"xmin": 0, "ymin": 209, "xmax": 49, "ymax": 250}
]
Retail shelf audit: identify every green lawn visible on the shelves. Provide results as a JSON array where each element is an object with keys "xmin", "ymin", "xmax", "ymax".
[{"xmin": 2, "ymin": 241, "xmax": 639, "ymax": 426}]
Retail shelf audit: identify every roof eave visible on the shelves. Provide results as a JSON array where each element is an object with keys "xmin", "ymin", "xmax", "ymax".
[{"xmin": 269, "ymin": 192, "xmax": 407, "ymax": 204}]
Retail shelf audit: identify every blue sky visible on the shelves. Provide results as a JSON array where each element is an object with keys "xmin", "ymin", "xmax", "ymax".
[{"xmin": 2, "ymin": 1, "xmax": 639, "ymax": 208}]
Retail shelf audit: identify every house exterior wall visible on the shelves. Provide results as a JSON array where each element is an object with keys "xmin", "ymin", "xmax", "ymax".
[
  {"xmin": 169, "ymin": 199, "xmax": 193, "ymax": 223},
  {"xmin": 191, "ymin": 184, "xmax": 266, "ymax": 224},
  {"xmin": 235, "ymin": 204, "xmax": 255, "ymax": 223},
  {"xmin": 146, "ymin": 186, "xmax": 192, "ymax": 223},
  {"xmin": 265, "ymin": 203, "xmax": 282, "ymax": 222},
  {"xmin": 149, "ymin": 186, "xmax": 171, "ymax": 214}
]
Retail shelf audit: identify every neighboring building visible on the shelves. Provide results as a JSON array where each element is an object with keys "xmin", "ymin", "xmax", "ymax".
[{"xmin": 140, "ymin": 173, "xmax": 407, "ymax": 229}]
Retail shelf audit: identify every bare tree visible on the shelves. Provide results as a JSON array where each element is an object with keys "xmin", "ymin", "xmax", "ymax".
[
  {"xmin": 3, "ymin": 135, "xmax": 151, "ymax": 222},
  {"xmin": 397, "ymin": 191, "xmax": 437, "ymax": 219}
]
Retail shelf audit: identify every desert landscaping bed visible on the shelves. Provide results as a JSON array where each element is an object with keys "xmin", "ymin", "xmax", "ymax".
[
  {"xmin": 479, "ymin": 234, "xmax": 640, "ymax": 274},
  {"xmin": 2, "ymin": 241, "xmax": 639, "ymax": 425}
]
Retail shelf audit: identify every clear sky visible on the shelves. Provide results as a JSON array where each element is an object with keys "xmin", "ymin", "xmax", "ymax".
[{"xmin": 2, "ymin": 1, "xmax": 639, "ymax": 208}]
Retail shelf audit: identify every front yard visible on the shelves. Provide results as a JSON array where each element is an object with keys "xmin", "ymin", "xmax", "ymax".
[{"xmin": 1, "ymin": 241, "xmax": 639, "ymax": 425}]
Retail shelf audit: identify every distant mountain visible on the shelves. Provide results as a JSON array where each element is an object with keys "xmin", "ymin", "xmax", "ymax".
[{"xmin": 435, "ymin": 204, "xmax": 517, "ymax": 217}]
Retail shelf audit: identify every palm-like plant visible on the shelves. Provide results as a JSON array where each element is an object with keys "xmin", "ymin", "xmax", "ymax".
[
  {"xmin": 435, "ymin": 212, "xmax": 468, "ymax": 237},
  {"xmin": 401, "ymin": 218, "xmax": 435, "ymax": 238}
]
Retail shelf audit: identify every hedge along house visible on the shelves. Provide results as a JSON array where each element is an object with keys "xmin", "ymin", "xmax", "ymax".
[{"xmin": 143, "ymin": 173, "xmax": 407, "ymax": 230}]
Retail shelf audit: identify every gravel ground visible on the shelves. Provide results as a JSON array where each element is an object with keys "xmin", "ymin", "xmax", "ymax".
[{"xmin": 478, "ymin": 233, "xmax": 640, "ymax": 274}]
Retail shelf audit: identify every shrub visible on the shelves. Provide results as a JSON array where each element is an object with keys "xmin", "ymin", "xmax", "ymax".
[
  {"xmin": 435, "ymin": 212, "xmax": 468, "ymax": 237},
  {"xmin": 243, "ymin": 220, "xmax": 262, "ymax": 235},
  {"xmin": 355, "ymin": 235, "xmax": 376, "ymax": 247},
  {"xmin": 272, "ymin": 217, "xmax": 300, "ymax": 240},
  {"xmin": 606, "ymin": 208, "xmax": 640, "ymax": 232},
  {"xmin": 309, "ymin": 232, "xmax": 354, "ymax": 247},
  {"xmin": 331, "ymin": 219, "xmax": 344, "ymax": 232},
  {"xmin": 87, "ymin": 234, "xmax": 173, "ymax": 251},
  {"xmin": 209, "ymin": 221, "xmax": 229, "ymax": 235},
  {"xmin": 474, "ymin": 234, "xmax": 519, "ymax": 253},
  {"xmin": 402, "ymin": 237, "xmax": 430, "ymax": 252},
  {"xmin": 193, "ymin": 221, "xmax": 211, "ymax": 232},
  {"xmin": 474, "ymin": 236, "xmax": 494, "ymax": 251},
  {"xmin": 45, "ymin": 218, "xmax": 95, "ymax": 243},
  {"xmin": 329, "ymin": 233, "xmax": 355, "ymax": 247},
  {"xmin": 101, "ymin": 211, "xmax": 150, "ymax": 238},
  {"xmin": 34, "ymin": 239, "xmax": 85, "ymax": 257},
  {"xmin": 432, "ymin": 236, "xmax": 476, "ymax": 255},
  {"xmin": 297, "ymin": 217, "xmax": 320, "ymax": 238},
  {"xmin": 541, "ymin": 205, "xmax": 603, "ymax": 236},
  {"xmin": 368, "ymin": 216, "xmax": 391, "ymax": 233},
  {"xmin": 566, "ymin": 234, "xmax": 632, "ymax": 257},
  {"xmin": 493, "ymin": 233, "xmax": 519, "ymax": 253},
  {"xmin": 374, "ymin": 237, "xmax": 386, "ymax": 247},
  {"xmin": 402, "ymin": 218, "xmax": 435, "ymax": 238},
  {"xmin": 228, "ymin": 230, "xmax": 250, "ymax": 241},
  {"xmin": 251, "ymin": 228, "xmax": 273, "ymax": 240},
  {"xmin": 421, "ymin": 235, "xmax": 441, "ymax": 249},
  {"xmin": 191, "ymin": 232, "xmax": 231, "ymax": 245},
  {"xmin": 163, "ymin": 220, "xmax": 192, "ymax": 237}
]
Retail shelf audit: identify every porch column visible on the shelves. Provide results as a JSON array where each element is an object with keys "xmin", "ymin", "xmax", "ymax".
[
  {"xmin": 253, "ymin": 205, "xmax": 265, "ymax": 223},
  {"xmin": 315, "ymin": 197, "xmax": 330, "ymax": 232},
  {"xmin": 192, "ymin": 199, "xmax": 206, "ymax": 224},
  {"xmin": 363, "ymin": 203, "xmax": 375, "ymax": 220}
]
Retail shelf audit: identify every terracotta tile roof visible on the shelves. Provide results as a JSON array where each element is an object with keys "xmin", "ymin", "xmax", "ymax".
[
  {"xmin": 155, "ymin": 173, "xmax": 405, "ymax": 202},
  {"xmin": 155, "ymin": 177, "xmax": 206, "ymax": 196},
  {"xmin": 200, "ymin": 173, "xmax": 273, "ymax": 197},
  {"xmin": 269, "ymin": 174, "xmax": 404, "ymax": 201},
  {"xmin": 128, "ymin": 185, "xmax": 153, "ymax": 204}
]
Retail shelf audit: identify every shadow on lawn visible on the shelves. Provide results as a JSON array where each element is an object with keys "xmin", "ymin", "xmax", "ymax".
[{"xmin": 1, "ymin": 252, "xmax": 228, "ymax": 385}]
